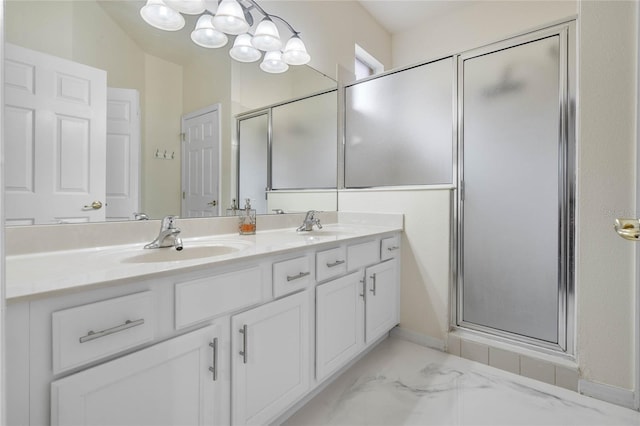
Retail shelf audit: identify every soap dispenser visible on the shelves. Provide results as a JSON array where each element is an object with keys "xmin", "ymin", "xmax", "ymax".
[{"xmin": 238, "ymin": 198, "xmax": 256, "ymax": 235}]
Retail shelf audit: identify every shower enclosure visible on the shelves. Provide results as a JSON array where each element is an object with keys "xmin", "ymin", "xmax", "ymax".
[{"xmin": 457, "ymin": 22, "xmax": 575, "ymax": 352}]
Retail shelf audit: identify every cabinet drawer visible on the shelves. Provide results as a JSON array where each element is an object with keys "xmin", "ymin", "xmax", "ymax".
[
  {"xmin": 273, "ymin": 255, "xmax": 312, "ymax": 298},
  {"xmin": 381, "ymin": 235, "xmax": 401, "ymax": 261},
  {"xmin": 347, "ymin": 240, "xmax": 380, "ymax": 271},
  {"xmin": 175, "ymin": 266, "xmax": 264, "ymax": 329},
  {"xmin": 316, "ymin": 246, "xmax": 347, "ymax": 282},
  {"xmin": 52, "ymin": 291, "xmax": 155, "ymax": 374}
]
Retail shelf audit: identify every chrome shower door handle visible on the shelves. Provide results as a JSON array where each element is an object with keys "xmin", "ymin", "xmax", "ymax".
[{"xmin": 615, "ymin": 218, "xmax": 640, "ymax": 241}]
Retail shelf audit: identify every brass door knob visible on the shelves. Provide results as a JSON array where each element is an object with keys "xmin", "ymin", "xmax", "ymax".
[
  {"xmin": 83, "ymin": 201, "xmax": 103, "ymax": 210},
  {"xmin": 615, "ymin": 218, "xmax": 640, "ymax": 241}
]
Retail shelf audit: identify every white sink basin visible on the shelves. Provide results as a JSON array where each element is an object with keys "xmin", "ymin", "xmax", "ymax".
[{"xmin": 122, "ymin": 241, "xmax": 249, "ymax": 263}]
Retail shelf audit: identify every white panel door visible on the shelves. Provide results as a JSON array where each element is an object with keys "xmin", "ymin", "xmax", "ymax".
[
  {"xmin": 316, "ymin": 271, "xmax": 365, "ymax": 381},
  {"xmin": 51, "ymin": 324, "xmax": 224, "ymax": 426},
  {"xmin": 365, "ymin": 259, "xmax": 398, "ymax": 344},
  {"xmin": 182, "ymin": 105, "xmax": 220, "ymax": 217},
  {"xmin": 106, "ymin": 88, "xmax": 140, "ymax": 221},
  {"xmin": 231, "ymin": 291, "xmax": 310, "ymax": 425},
  {"xmin": 4, "ymin": 43, "xmax": 106, "ymax": 224}
]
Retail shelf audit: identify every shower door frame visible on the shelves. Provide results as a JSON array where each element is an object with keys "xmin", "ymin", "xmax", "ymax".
[{"xmin": 454, "ymin": 21, "xmax": 576, "ymax": 355}]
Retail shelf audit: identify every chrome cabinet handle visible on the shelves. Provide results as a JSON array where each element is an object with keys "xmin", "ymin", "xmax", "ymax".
[
  {"xmin": 208, "ymin": 338, "xmax": 218, "ymax": 381},
  {"xmin": 82, "ymin": 201, "xmax": 103, "ymax": 210},
  {"xmin": 359, "ymin": 278, "xmax": 365, "ymax": 299},
  {"xmin": 79, "ymin": 318, "xmax": 144, "ymax": 343},
  {"xmin": 326, "ymin": 260, "xmax": 345, "ymax": 268},
  {"xmin": 387, "ymin": 246, "xmax": 400, "ymax": 251},
  {"xmin": 239, "ymin": 325, "xmax": 248, "ymax": 364},
  {"xmin": 286, "ymin": 271, "xmax": 310, "ymax": 282},
  {"xmin": 369, "ymin": 273, "xmax": 377, "ymax": 296}
]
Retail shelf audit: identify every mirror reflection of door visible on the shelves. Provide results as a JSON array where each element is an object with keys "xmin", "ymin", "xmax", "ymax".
[
  {"xmin": 181, "ymin": 105, "xmax": 221, "ymax": 217},
  {"xmin": 106, "ymin": 88, "xmax": 141, "ymax": 221},
  {"xmin": 5, "ymin": 43, "xmax": 107, "ymax": 225}
]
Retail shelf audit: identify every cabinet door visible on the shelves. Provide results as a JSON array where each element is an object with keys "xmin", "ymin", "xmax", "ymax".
[
  {"xmin": 51, "ymin": 324, "xmax": 224, "ymax": 426},
  {"xmin": 231, "ymin": 291, "xmax": 310, "ymax": 425},
  {"xmin": 316, "ymin": 271, "xmax": 365, "ymax": 381},
  {"xmin": 365, "ymin": 259, "xmax": 399, "ymax": 344}
]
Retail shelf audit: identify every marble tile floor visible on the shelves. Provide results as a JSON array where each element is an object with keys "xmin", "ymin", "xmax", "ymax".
[{"xmin": 284, "ymin": 337, "xmax": 640, "ymax": 426}]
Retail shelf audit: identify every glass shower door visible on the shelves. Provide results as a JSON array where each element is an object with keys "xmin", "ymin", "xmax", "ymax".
[{"xmin": 459, "ymin": 26, "xmax": 574, "ymax": 350}]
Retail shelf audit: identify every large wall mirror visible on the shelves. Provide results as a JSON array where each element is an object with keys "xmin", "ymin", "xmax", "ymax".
[{"xmin": 4, "ymin": 0, "xmax": 337, "ymax": 225}]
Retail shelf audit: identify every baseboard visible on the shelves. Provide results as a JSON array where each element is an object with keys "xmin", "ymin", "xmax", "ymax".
[
  {"xmin": 390, "ymin": 326, "xmax": 445, "ymax": 351},
  {"xmin": 579, "ymin": 379, "xmax": 636, "ymax": 410}
]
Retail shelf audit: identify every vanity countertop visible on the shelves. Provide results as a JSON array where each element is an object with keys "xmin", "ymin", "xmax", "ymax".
[{"xmin": 6, "ymin": 218, "xmax": 402, "ymax": 301}]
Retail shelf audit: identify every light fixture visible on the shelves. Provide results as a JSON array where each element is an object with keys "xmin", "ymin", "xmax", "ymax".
[
  {"xmin": 260, "ymin": 51, "xmax": 288, "ymax": 74},
  {"xmin": 139, "ymin": 0, "xmax": 310, "ymax": 74},
  {"xmin": 191, "ymin": 14, "xmax": 228, "ymax": 48},
  {"xmin": 212, "ymin": 0, "xmax": 250, "ymax": 35},
  {"xmin": 164, "ymin": 0, "xmax": 205, "ymax": 15},
  {"xmin": 251, "ymin": 17, "xmax": 282, "ymax": 51},
  {"xmin": 140, "ymin": 0, "xmax": 185, "ymax": 31},
  {"xmin": 282, "ymin": 35, "xmax": 310, "ymax": 66},
  {"xmin": 229, "ymin": 34, "xmax": 261, "ymax": 62}
]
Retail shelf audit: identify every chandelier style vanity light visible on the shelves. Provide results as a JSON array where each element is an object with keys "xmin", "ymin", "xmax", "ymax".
[{"xmin": 140, "ymin": 0, "xmax": 311, "ymax": 73}]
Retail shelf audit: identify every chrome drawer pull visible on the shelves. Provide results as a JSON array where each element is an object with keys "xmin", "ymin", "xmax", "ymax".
[
  {"xmin": 326, "ymin": 260, "xmax": 345, "ymax": 268},
  {"xmin": 286, "ymin": 271, "xmax": 310, "ymax": 282},
  {"xmin": 79, "ymin": 318, "xmax": 145, "ymax": 343},
  {"xmin": 209, "ymin": 338, "xmax": 218, "ymax": 381},
  {"xmin": 387, "ymin": 246, "xmax": 400, "ymax": 251},
  {"xmin": 239, "ymin": 325, "xmax": 248, "ymax": 364}
]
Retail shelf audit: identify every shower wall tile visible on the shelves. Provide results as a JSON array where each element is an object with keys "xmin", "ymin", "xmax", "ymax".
[
  {"xmin": 521, "ymin": 356, "xmax": 555, "ymax": 385},
  {"xmin": 447, "ymin": 335, "xmax": 461, "ymax": 356},
  {"xmin": 461, "ymin": 340, "xmax": 488, "ymax": 364},
  {"xmin": 555, "ymin": 366, "xmax": 579, "ymax": 391},
  {"xmin": 489, "ymin": 347, "xmax": 520, "ymax": 374}
]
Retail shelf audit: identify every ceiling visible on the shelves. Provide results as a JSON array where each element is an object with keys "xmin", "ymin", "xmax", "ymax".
[{"xmin": 358, "ymin": 0, "xmax": 472, "ymax": 35}]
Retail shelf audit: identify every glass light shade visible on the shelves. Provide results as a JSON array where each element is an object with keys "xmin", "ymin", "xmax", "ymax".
[
  {"xmin": 191, "ymin": 15, "xmax": 228, "ymax": 48},
  {"xmin": 212, "ymin": 0, "xmax": 250, "ymax": 35},
  {"xmin": 260, "ymin": 51, "xmax": 289, "ymax": 73},
  {"xmin": 164, "ymin": 0, "xmax": 205, "ymax": 14},
  {"xmin": 282, "ymin": 35, "xmax": 310, "ymax": 65},
  {"xmin": 140, "ymin": 0, "xmax": 185, "ymax": 31},
  {"xmin": 229, "ymin": 34, "xmax": 261, "ymax": 62},
  {"xmin": 251, "ymin": 18, "xmax": 282, "ymax": 51}
]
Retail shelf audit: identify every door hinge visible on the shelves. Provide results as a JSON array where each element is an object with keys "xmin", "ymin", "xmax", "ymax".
[
  {"xmin": 181, "ymin": 132, "xmax": 186, "ymax": 142},
  {"xmin": 460, "ymin": 181, "xmax": 465, "ymax": 201},
  {"xmin": 182, "ymin": 191, "xmax": 186, "ymax": 200}
]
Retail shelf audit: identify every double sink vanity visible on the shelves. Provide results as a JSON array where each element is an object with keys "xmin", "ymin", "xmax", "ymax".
[{"xmin": 5, "ymin": 211, "xmax": 403, "ymax": 425}]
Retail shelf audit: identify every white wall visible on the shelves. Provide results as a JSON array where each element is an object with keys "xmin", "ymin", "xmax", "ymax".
[
  {"xmin": 339, "ymin": 189, "xmax": 451, "ymax": 341},
  {"xmin": 577, "ymin": 0, "xmax": 637, "ymax": 391},
  {"xmin": 264, "ymin": 1, "xmax": 392, "ymax": 78},
  {"xmin": 392, "ymin": 1, "xmax": 577, "ymax": 68}
]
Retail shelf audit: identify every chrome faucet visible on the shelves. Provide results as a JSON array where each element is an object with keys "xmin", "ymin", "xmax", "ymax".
[
  {"xmin": 133, "ymin": 212, "xmax": 149, "ymax": 220},
  {"xmin": 296, "ymin": 210, "xmax": 322, "ymax": 232},
  {"xmin": 145, "ymin": 215, "xmax": 183, "ymax": 250}
]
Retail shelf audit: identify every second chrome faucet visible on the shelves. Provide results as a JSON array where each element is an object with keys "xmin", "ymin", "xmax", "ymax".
[
  {"xmin": 145, "ymin": 215, "xmax": 183, "ymax": 250},
  {"xmin": 297, "ymin": 210, "xmax": 322, "ymax": 232}
]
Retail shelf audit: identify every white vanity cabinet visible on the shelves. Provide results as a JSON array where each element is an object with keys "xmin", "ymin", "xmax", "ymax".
[
  {"xmin": 316, "ymin": 271, "xmax": 365, "ymax": 380},
  {"xmin": 231, "ymin": 290, "xmax": 311, "ymax": 425},
  {"xmin": 365, "ymin": 258, "xmax": 399, "ymax": 344},
  {"xmin": 51, "ymin": 322, "xmax": 226, "ymax": 426},
  {"xmin": 315, "ymin": 237, "xmax": 401, "ymax": 381},
  {"xmin": 6, "ymin": 225, "xmax": 402, "ymax": 426}
]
